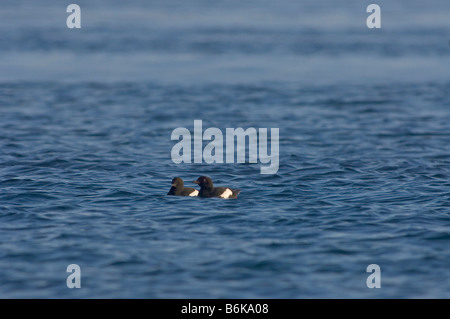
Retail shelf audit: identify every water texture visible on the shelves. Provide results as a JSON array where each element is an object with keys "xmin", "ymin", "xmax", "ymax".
[{"xmin": 0, "ymin": 0, "xmax": 449, "ymax": 298}]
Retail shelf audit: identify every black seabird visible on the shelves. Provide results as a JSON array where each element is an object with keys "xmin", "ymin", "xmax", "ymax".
[
  {"xmin": 167, "ymin": 177, "xmax": 199, "ymax": 196},
  {"xmin": 193, "ymin": 176, "xmax": 240, "ymax": 199}
]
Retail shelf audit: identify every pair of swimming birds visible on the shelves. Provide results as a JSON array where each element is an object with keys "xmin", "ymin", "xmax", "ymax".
[{"xmin": 168, "ymin": 176, "xmax": 241, "ymax": 199}]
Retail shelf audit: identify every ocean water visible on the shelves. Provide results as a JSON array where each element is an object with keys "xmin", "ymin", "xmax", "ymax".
[{"xmin": 1, "ymin": 0, "xmax": 450, "ymax": 298}]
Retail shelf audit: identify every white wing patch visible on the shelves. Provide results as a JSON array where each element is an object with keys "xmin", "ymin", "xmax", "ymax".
[
  {"xmin": 189, "ymin": 190, "xmax": 199, "ymax": 197},
  {"xmin": 219, "ymin": 188, "xmax": 233, "ymax": 199}
]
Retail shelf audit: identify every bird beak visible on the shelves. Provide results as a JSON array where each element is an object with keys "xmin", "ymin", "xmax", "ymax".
[
  {"xmin": 192, "ymin": 180, "xmax": 200, "ymax": 184},
  {"xmin": 171, "ymin": 183, "xmax": 176, "ymax": 187}
]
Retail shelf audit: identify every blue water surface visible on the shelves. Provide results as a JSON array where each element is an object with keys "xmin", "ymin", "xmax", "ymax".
[{"xmin": 0, "ymin": 0, "xmax": 450, "ymax": 298}]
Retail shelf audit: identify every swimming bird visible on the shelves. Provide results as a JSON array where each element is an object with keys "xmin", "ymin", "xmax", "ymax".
[
  {"xmin": 193, "ymin": 176, "xmax": 240, "ymax": 199},
  {"xmin": 167, "ymin": 177, "xmax": 199, "ymax": 196}
]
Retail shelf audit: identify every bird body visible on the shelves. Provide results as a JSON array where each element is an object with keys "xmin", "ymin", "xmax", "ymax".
[
  {"xmin": 193, "ymin": 176, "xmax": 240, "ymax": 199},
  {"xmin": 167, "ymin": 177, "xmax": 199, "ymax": 196}
]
